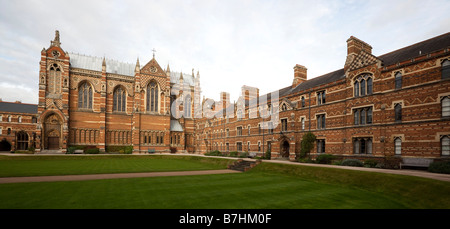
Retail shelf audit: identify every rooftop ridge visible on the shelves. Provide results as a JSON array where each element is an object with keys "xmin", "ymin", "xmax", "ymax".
[{"xmin": 378, "ymin": 32, "xmax": 450, "ymax": 59}]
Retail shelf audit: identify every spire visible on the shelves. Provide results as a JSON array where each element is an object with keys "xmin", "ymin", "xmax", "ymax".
[
  {"xmin": 135, "ymin": 57, "xmax": 140, "ymax": 73},
  {"xmin": 180, "ymin": 72, "xmax": 184, "ymax": 80},
  {"xmin": 102, "ymin": 56, "xmax": 106, "ymax": 72},
  {"xmin": 166, "ymin": 63, "xmax": 171, "ymax": 73},
  {"xmin": 197, "ymin": 70, "xmax": 200, "ymax": 78},
  {"xmin": 192, "ymin": 68, "xmax": 195, "ymax": 77},
  {"xmin": 50, "ymin": 30, "xmax": 61, "ymax": 47}
]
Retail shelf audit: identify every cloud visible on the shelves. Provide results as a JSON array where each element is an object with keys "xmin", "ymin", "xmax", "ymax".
[{"xmin": 0, "ymin": 0, "xmax": 449, "ymax": 104}]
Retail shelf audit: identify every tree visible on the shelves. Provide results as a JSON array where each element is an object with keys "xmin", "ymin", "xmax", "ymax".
[{"xmin": 300, "ymin": 132, "xmax": 316, "ymax": 159}]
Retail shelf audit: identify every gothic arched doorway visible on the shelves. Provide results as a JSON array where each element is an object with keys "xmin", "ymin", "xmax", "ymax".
[
  {"xmin": 43, "ymin": 113, "xmax": 62, "ymax": 150},
  {"xmin": 0, "ymin": 139, "xmax": 11, "ymax": 151},
  {"xmin": 281, "ymin": 140, "xmax": 290, "ymax": 158}
]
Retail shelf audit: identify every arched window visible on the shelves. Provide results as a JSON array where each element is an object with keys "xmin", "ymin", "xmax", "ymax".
[
  {"xmin": 146, "ymin": 81, "xmax": 159, "ymax": 112},
  {"xmin": 354, "ymin": 74, "xmax": 373, "ymax": 97},
  {"xmin": 360, "ymin": 79, "xmax": 366, "ymax": 96},
  {"xmin": 184, "ymin": 94, "xmax": 192, "ymax": 118},
  {"xmin": 394, "ymin": 137, "xmax": 402, "ymax": 155},
  {"xmin": 442, "ymin": 136, "xmax": 450, "ymax": 156},
  {"xmin": 354, "ymin": 81, "xmax": 359, "ymax": 97},
  {"xmin": 395, "ymin": 103, "xmax": 402, "ymax": 122},
  {"xmin": 16, "ymin": 131, "xmax": 29, "ymax": 151},
  {"xmin": 301, "ymin": 96, "xmax": 305, "ymax": 108},
  {"xmin": 78, "ymin": 82, "xmax": 93, "ymax": 109},
  {"xmin": 395, "ymin": 72, "xmax": 402, "ymax": 89},
  {"xmin": 48, "ymin": 63, "xmax": 61, "ymax": 94},
  {"xmin": 281, "ymin": 103, "xmax": 287, "ymax": 111},
  {"xmin": 442, "ymin": 96, "xmax": 450, "ymax": 118},
  {"xmin": 113, "ymin": 86, "xmax": 126, "ymax": 112},
  {"xmin": 367, "ymin": 77, "xmax": 373, "ymax": 94},
  {"xmin": 442, "ymin": 59, "xmax": 450, "ymax": 79}
]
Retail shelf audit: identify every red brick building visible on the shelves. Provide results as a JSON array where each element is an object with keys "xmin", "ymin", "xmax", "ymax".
[
  {"xmin": 2, "ymin": 31, "xmax": 449, "ymax": 165},
  {"xmin": 194, "ymin": 32, "xmax": 450, "ymax": 164},
  {"xmin": 34, "ymin": 31, "xmax": 198, "ymax": 153},
  {"xmin": 0, "ymin": 100, "xmax": 38, "ymax": 152}
]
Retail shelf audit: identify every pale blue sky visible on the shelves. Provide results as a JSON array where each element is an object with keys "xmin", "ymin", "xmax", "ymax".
[{"xmin": 0, "ymin": 0, "xmax": 449, "ymax": 104}]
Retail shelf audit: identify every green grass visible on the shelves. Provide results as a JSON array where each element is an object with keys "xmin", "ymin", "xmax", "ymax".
[
  {"xmin": 0, "ymin": 155, "xmax": 449, "ymax": 209},
  {"xmin": 0, "ymin": 155, "xmax": 232, "ymax": 177}
]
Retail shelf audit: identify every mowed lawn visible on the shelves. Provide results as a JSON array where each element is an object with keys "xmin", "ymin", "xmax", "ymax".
[
  {"xmin": 0, "ymin": 155, "xmax": 231, "ymax": 177},
  {"xmin": 0, "ymin": 155, "xmax": 449, "ymax": 209}
]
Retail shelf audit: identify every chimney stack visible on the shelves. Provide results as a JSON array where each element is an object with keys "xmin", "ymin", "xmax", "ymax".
[
  {"xmin": 293, "ymin": 64, "xmax": 307, "ymax": 88},
  {"xmin": 345, "ymin": 36, "xmax": 373, "ymax": 71},
  {"xmin": 241, "ymin": 85, "xmax": 259, "ymax": 101}
]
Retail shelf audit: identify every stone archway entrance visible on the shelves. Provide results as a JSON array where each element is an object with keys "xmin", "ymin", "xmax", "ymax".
[
  {"xmin": 0, "ymin": 139, "xmax": 11, "ymax": 151},
  {"xmin": 43, "ymin": 114, "xmax": 62, "ymax": 150},
  {"xmin": 280, "ymin": 140, "xmax": 290, "ymax": 158}
]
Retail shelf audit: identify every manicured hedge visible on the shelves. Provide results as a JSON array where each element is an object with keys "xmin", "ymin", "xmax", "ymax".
[{"xmin": 428, "ymin": 161, "xmax": 450, "ymax": 174}]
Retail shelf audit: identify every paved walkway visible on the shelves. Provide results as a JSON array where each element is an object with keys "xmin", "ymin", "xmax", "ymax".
[{"xmin": 1, "ymin": 152, "xmax": 449, "ymax": 183}]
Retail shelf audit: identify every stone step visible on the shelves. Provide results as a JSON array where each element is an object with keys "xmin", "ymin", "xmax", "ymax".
[
  {"xmin": 37, "ymin": 150, "xmax": 65, "ymax": 154},
  {"xmin": 228, "ymin": 159, "xmax": 261, "ymax": 172}
]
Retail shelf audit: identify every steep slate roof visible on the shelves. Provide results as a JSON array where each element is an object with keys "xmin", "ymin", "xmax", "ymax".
[
  {"xmin": 239, "ymin": 32, "xmax": 450, "ymax": 109},
  {"xmin": 378, "ymin": 32, "xmax": 450, "ymax": 67},
  {"xmin": 0, "ymin": 102, "xmax": 38, "ymax": 114},
  {"xmin": 69, "ymin": 53, "xmax": 135, "ymax": 76},
  {"xmin": 170, "ymin": 72, "xmax": 196, "ymax": 87}
]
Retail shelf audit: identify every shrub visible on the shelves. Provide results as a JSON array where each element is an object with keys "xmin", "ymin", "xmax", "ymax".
[
  {"xmin": 265, "ymin": 149, "xmax": 271, "ymax": 160},
  {"xmin": 300, "ymin": 132, "xmax": 316, "ymax": 158},
  {"xmin": 428, "ymin": 161, "xmax": 450, "ymax": 174},
  {"xmin": 205, "ymin": 150, "xmax": 222, "ymax": 156},
  {"xmin": 381, "ymin": 156, "xmax": 402, "ymax": 169},
  {"xmin": 229, "ymin": 151, "xmax": 239, "ymax": 157},
  {"xmin": 364, "ymin": 159, "xmax": 379, "ymax": 168},
  {"xmin": 124, "ymin": 146, "xmax": 133, "ymax": 154},
  {"xmin": 170, "ymin": 147, "xmax": 177, "ymax": 154},
  {"xmin": 341, "ymin": 159, "xmax": 364, "ymax": 167},
  {"xmin": 85, "ymin": 148, "xmax": 100, "ymax": 154},
  {"xmin": 315, "ymin": 154, "xmax": 336, "ymax": 164},
  {"xmin": 239, "ymin": 152, "xmax": 249, "ymax": 158},
  {"xmin": 67, "ymin": 146, "xmax": 76, "ymax": 154}
]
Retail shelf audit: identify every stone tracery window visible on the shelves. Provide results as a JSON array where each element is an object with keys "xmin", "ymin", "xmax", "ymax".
[
  {"xmin": 354, "ymin": 74, "xmax": 373, "ymax": 97},
  {"xmin": 78, "ymin": 82, "xmax": 93, "ymax": 110},
  {"xmin": 146, "ymin": 81, "xmax": 159, "ymax": 112},
  {"xmin": 113, "ymin": 86, "xmax": 126, "ymax": 112},
  {"xmin": 47, "ymin": 63, "xmax": 61, "ymax": 95}
]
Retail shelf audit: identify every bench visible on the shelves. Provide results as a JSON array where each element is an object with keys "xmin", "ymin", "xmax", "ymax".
[
  {"xmin": 147, "ymin": 149, "xmax": 156, "ymax": 154},
  {"xmin": 74, "ymin": 150, "xmax": 84, "ymax": 154},
  {"xmin": 400, "ymin": 158, "xmax": 433, "ymax": 169},
  {"xmin": 248, "ymin": 152, "xmax": 257, "ymax": 158}
]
